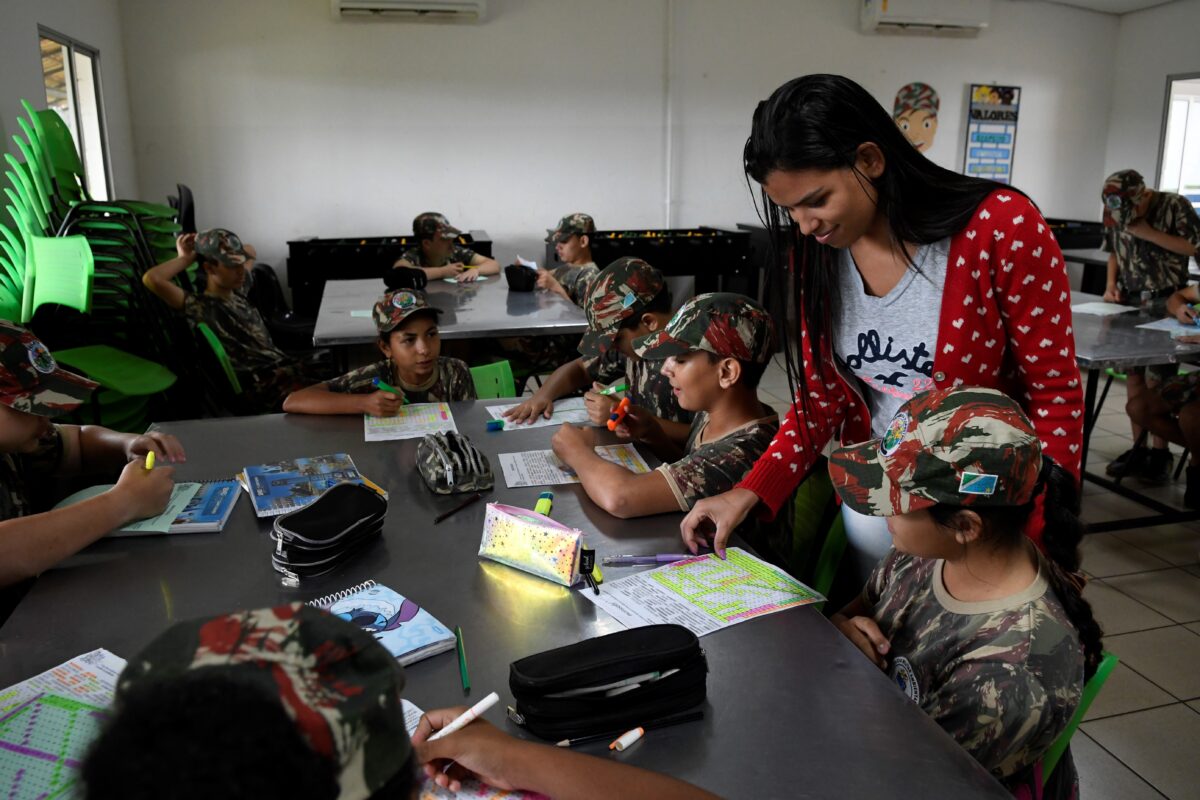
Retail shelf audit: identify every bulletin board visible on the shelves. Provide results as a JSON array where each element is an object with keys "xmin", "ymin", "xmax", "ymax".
[{"xmin": 962, "ymin": 84, "xmax": 1021, "ymax": 183}]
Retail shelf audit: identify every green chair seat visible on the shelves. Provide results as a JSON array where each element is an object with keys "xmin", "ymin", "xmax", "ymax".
[{"xmin": 55, "ymin": 345, "xmax": 177, "ymax": 396}]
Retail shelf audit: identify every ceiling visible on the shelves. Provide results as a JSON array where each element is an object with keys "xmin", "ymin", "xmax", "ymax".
[{"xmin": 1042, "ymin": 0, "xmax": 1179, "ymax": 14}]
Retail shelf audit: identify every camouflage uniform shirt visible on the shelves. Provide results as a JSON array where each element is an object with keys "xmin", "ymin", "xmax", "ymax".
[
  {"xmin": 398, "ymin": 246, "xmax": 478, "ymax": 268},
  {"xmin": 325, "ymin": 356, "xmax": 476, "ymax": 403},
  {"xmin": 1104, "ymin": 191, "xmax": 1200, "ymax": 295},
  {"xmin": 864, "ymin": 547, "xmax": 1083, "ymax": 791},
  {"xmin": 182, "ymin": 282, "xmax": 291, "ymax": 373},
  {"xmin": 0, "ymin": 426, "xmax": 64, "ymax": 521},
  {"xmin": 658, "ymin": 408, "xmax": 779, "ymax": 510},
  {"xmin": 549, "ymin": 262, "xmax": 599, "ymax": 308},
  {"xmin": 584, "ymin": 353, "xmax": 694, "ymax": 425}
]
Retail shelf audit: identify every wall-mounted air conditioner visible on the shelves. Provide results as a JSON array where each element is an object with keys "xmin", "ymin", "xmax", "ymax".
[
  {"xmin": 330, "ymin": 0, "xmax": 486, "ymax": 23},
  {"xmin": 860, "ymin": 0, "xmax": 990, "ymax": 37}
]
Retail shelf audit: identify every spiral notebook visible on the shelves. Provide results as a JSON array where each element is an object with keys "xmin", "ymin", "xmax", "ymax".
[{"xmin": 307, "ymin": 580, "xmax": 456, "ymax": 666}]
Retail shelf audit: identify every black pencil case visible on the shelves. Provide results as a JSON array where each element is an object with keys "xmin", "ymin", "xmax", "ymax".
[
  {"xmin": 271, "ymin": 483, "xmax": 387, "ymax": 579},
  {"xmin": 507, "ymin": 624, "xmax": 707, "ymax": 740}
]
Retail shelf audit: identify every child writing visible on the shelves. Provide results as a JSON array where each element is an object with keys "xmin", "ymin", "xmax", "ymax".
[
  {"xmin": 826, "ymin": 386, "xmax": 1102, "ymax": 798},
  {"xmin": 551, "ymin": 293, "xmax": 778, "ymax": 518},
  {"xmin": 393, "ymin": 212, "xmax": 500, "ymax": 284},
  {"xmin": 0, "ymin": 323, "xmax": 182, "ymax": 593},
  {"xmin": 283, "ymin": 290, "xmax": 476, "ymax": 415},
  {"xmin": 503, "ymin": 257, "xmax": 692, "ymax": 433}
]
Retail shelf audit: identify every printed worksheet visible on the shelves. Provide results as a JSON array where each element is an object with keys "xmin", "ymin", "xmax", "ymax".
[
  {"xmin": 1135, "ymin": 317, "xmax": 1200, "ymax": 338},
  {"xmin": 401, "ymin": 700, "xmax": 546, "ymax": 800},
  {"xmin": 498, "ymin": 444, "xmax": 651, "ymax": 488},
  {"xmin": 0, "ymin": 649, "xmax": 127, "ymax": 800},
  {"xmin": 1070, "ymin": 301, "xmax": 1137, "ymax": 317},
  {"xmin": 485, "ymin": 397, "xmax": 590, "ymax": 431},
  {"xmin": 365, "ymin": 403, "xmax": 459, "ymax": 441},
  {"xmin": 583, "ymin": 549, "xmax": 823, "ymax": 637}
]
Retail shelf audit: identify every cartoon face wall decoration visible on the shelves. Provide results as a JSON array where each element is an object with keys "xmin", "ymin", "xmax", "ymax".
[{"xmin": 893, "ymin": 82, "xmax": 940, "ymax": 153}]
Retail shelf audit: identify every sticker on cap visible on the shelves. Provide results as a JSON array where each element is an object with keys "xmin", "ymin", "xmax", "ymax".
[
  {"xmin": 1104, "ymin": 194, "xmax": 1124, "ymax": 210},
  {"xmin": 880, "ymin": 412, "xmax": 909, "ymax": 456},
  {"xmin": 391, "ymin": 291, "xmax": 416, "ymax": 309},
  {"xmin": 26, "ymin": 340, "xmax": 57, "ymax": 374},
  {"xmin": 958, "ymin": 472, "xmax": 998, "ymax": 496},
  {"xmin": 621, "ymin": 292, "xmax": 637, "ymax": 309}
]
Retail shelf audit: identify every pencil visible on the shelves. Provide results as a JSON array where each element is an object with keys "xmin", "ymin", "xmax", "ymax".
[
  {"xmin": 455, "ymin": 625, "xmax": 470, "ymax": 696},
  {"xmin": 434, "ymin": 492, "xmax": 483, "ymax": 524}
]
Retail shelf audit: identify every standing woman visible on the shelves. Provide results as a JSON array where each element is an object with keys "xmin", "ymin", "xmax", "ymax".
[{"xmin": 681, "ymin": 75, "xmax": 1084, "ymax": 579}]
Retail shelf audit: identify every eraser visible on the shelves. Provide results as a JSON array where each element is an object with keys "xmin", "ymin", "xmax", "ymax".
[{"xmin": 486, "ymin": 419, "xmax": 504, "ymax": 431}]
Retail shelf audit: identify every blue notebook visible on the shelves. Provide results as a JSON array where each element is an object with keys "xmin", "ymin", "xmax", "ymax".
[
  {"xmin": 241, "ymin": 453, "xmax": 363, "ymax": 518},
  {"xmin": 307, "ymin": 581, "xmax": 456, "ymax": 666},
  {"xmin": 172, "ymin": 480, "xmax": 241, "ymax": 532}
]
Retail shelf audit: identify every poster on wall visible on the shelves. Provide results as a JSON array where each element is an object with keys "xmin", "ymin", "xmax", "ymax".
[{"xmin": 962, "ymin": 84, "xmax": 1021, "ymax": 183}]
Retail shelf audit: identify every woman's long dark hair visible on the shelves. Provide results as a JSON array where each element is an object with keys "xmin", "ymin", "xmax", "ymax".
[
  {"xmin": 929, "ymin": 460, "xmax": 1104, "ymax": 680},
  {"xmin": 743, "ymin": 74, "xmax": 1011, "ymax": 427}
]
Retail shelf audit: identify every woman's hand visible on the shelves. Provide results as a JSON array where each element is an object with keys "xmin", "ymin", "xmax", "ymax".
[{"xmin": 679, "ymin": 487, "xmax": 760, "ymax": 559}]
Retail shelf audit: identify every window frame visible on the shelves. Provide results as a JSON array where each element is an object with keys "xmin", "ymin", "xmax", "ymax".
[
  {"xmin": 1155, "ymin": 71, "xmax": 1200, "ymax": 194},
  {"xmin": 37, "ymin": 25, "xmax": 114, "ymax": 199}
]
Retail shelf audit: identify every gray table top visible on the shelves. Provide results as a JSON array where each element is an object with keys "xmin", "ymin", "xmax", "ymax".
[
  {"xmin": 1072, "ymin": 291, "xmax": 1200, "ymax": 370},
  {"xmin": 313, "ymin": 277, "xmax": 587, "ymax": 346},
  {"xmin": 0, "ymin": 404, "xmax": 1006, "ymax": 798}
]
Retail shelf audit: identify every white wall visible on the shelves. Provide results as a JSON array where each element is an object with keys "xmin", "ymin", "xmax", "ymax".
[
  {"xmin": 1104, "ymin": 0, "xmax": 1200, "ymax": 185},
  {"xmin": 115, "ymin": 0, "xmax": 1121, "ymax": 276},
  {"xmin": 0, "ymin": 0, "xmax": 139, "ymax": 199}
]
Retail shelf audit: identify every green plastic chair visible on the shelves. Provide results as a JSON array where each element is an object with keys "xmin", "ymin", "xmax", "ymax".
[
  {"xmin": 198, "ymin": 322, "xmax": 242, "ymax": 395},
  {"xmin": 1041, "ymin": 651, "xmax": 1119, "ymax": 784},
  {"xmin": 809, "ymin": 512, "xmax": 847, "ymax": 601},
  {"xmin": 21, "ymin": 234, "xmax": 94, "ymax": 322},
  {"xmin": 470, "ymin": 360, "xmax": 517, "ymax": 399},
  {"xmin": 54, "ymin": 344, "xmax": 177, "ymax": 398}
]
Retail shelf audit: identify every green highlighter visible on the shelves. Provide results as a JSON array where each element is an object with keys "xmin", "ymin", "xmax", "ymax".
[{"xmin": 372, "ymin": 377, "xmax": 409, "ymax": 404}]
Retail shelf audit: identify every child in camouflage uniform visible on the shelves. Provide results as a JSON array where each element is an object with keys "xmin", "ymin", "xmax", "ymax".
[
  {"xmin": 393, "ymin": 212, "xmax": 500, "ymax": 283},
  {"xmin": 827, "ymin": 386, "xmax": 1102, "ymax": 798},
  {"xmin": 552, "ymin": 293, "xmax": 779, "ymax": 518},
  {"xmin": 496, "ymin": 213, "xmax": 601, "ymax": 376},
  {"xmin": 503, "ymin": 257, "xmax": 693, "ymax": 438},
  {"xmin": 1100, "ymin": 169, "xmax": 1200, "ymax": 482},
  {"xmin": 284, "ymin": 289, "xmax": 475, "ymax": 415},
  {"xmin": 84, "ymin": 604, "xmax": 719, "ymax": 799},
  {"xmin": 0, "ymin": 323, "xmax": 181, "ymax": 598},
  {"xmin": 538, "ymin": 213, "xmax": 600, "ymax": 305},
  {"xmin": 143, "ymin": 230, "xmax": 321, "ymax": 414}
]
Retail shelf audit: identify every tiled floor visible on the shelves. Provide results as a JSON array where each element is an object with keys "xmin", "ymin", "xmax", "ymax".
[{"xmin": 538, "ymin": 361, "xmax": 1200, "ymax": 797}]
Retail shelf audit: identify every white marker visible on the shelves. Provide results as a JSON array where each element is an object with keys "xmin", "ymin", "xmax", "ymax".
[
  {"xmin": 427, "ymin": 691, "xmax": 500, "ymax": 742},
  {"xmin": 609, "ymin": 726, "xmax": 644, "ymax": 752}
]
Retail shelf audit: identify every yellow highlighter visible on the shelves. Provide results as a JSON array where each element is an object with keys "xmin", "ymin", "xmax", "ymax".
[{"xmin": 144, "ymin": 451, "xmax": 155, "ymax": 470}]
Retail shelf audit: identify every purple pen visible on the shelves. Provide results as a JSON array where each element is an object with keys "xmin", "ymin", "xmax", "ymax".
[{"xmin": 602, "ymin": 554, "xmax": 695, "ymax": 566}]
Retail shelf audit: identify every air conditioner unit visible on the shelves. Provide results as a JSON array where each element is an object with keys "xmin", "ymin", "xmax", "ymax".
[
  {"xmin": 860, "ymin": 0, "xmax": 989, "ymax": 37},
  {"xmin": 330, "ymin": 0, "xmax": 486, "ymax": 23}
]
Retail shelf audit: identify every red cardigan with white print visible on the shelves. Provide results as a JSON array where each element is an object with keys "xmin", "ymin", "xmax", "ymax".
[{"xmin": 738, "ymin": 190, "xmax": 1084, "ymax": 544}]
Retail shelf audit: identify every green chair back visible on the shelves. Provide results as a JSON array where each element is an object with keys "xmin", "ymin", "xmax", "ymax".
[
  {"xmin": 809, "ymin": 512, "xmax": 847, "ymax": 601},
  {"xmin": 198, "ymin": 322, "xmax": 242, "ymax": 394},
  {"xmin": 1041, "ymin": 651, "xmax": 1118, "ymax": 783},
  {"xmin": 23, "ymin": 234, "xmax": 94, "ymax": 322},
  {"xmin": 54, "ymin": 345, "xmax": 177, "ymax": 396},
  {"xmin": 5, "ymin": 157, "xmax": 49, "ymax": 234},
  {"xmin": 470, "ymin": 360, "xmax": 517, "ymax": 399},
  {"xmin": 12, "ymin": 138, "xmax": 53, "ymax": 222}
]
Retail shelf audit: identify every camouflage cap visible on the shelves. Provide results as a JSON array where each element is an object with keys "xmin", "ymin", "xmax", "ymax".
[
  {"xmin": 1101, "ymin": 169, "xmax": 1146, "ymax": 228},
  {"xmin": 372, "ymin": 289, "xmax": 441, "ymax": 334},
  {"xmin": 0, "ymin": 321, "xmax": 97, "ymax": 417},
  {"xmin": 634, "ymin": 292, "xmax": 776, "ymax": 365},
  {"xmin": 115, "ymin": 604, "xmax": 410, "ymax": 800},
  {"xmin": 412, "ymin": 212, "xmax": 462, "ymax": 241},
  {"xmin": 194, "ymin": 228, "xmax": 249, "ymax": 267},
  {"xmin": 578, "ymin": 257, "xmax": 665, "ymax": 359},
  {"xmin": 828, "ymin": 387, "xmax": 1042, "ymax": 517},
  {"xmin": 545, "ymin": 213, "xmax": 596, "ymax": 243}
]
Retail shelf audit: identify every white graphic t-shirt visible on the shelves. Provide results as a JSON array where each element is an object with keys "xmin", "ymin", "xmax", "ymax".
[{"xmin": 834, "ymin": 239, "xmax": 950, "ymax": 437}]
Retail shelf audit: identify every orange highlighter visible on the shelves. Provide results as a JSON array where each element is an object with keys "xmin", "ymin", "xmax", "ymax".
[{"xmin": 607, "ymin": 397, "xmax": 631, "ymax": 432}]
